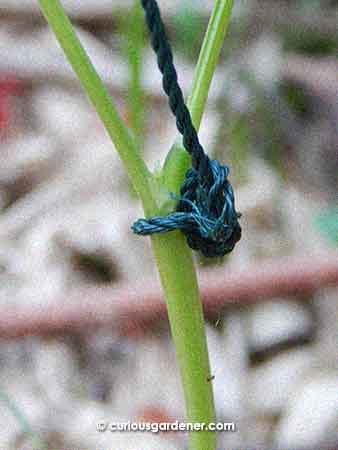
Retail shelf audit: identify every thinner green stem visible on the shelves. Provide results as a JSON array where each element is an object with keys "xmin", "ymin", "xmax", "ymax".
[
  {"xmin": 162, "ymin": 0, "xmax": 235, "ymax": 195},
  {"xmin": 187, "ymin": 0, "xmax": 234, "ymax": 130}
]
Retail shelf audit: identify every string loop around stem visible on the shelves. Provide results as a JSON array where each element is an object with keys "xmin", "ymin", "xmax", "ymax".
[{"xmin": 132, "ymin": 0, "xmax": 241, "ymax": 257}]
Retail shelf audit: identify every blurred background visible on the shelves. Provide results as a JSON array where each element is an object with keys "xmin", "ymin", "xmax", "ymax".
[{"xmin": 0, "ymin": 1, "xmax": 337, "ymax": 449}]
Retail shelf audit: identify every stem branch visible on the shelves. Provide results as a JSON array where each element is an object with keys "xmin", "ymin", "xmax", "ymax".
[
  {"xmin": 38, "ymin": 0, "xmax": 155, "ymax": 215},
  {"xmin": 162, "ymin": 0, "xmax": 235, "ymax": 195}
]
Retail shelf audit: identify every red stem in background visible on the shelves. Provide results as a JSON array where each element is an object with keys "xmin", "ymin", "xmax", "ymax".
[{"xmin": 0, "ymin": 253, "xmax": 336, "ymax": 340}]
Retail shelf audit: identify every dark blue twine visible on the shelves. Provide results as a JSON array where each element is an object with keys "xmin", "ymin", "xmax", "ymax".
[{"xmin": 132, "ymin": 0, "xmax": 241, "ymax": 257}]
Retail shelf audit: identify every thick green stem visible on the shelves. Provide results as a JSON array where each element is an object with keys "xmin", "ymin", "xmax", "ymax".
[
  {"xmin": 38, "ymin": 0, "xmax": 155, "ymax": 215},
  {"xmin": 162, "ymin": 0, "xmax": 235, "ymax": 195},
  {"xmin": 151, "ymin": 233, "xmax": 216, "ymax": 450}
]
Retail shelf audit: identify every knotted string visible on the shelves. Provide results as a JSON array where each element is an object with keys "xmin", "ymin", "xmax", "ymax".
[{"xmin": 132, "ymin": 0, "xmax": 241, "ymax": 257}]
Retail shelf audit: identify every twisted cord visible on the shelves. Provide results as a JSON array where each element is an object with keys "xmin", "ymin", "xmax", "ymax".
[{"xmin": 132, "ymin": 0, "xmax": 241, "ymax": 257}]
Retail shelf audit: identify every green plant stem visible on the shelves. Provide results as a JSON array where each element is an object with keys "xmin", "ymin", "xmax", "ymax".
[
  {"xmin": 152, "ymin": 4, "xmax": 235, "ymax": 449},
  {"xmin": 188, "ymin": 0, "xmax": 234, "ymax": 130},
  {"xmin": 163, "ymin": 0, "xmax": 235, "ymax": 194},
  {"xmin": 38, "ymin": 0, "xmax": 155, "ymax": 216},
  {"xmin": 151, "ymin": 233, "xmax": 216, "ymax": 450},
  {"xmin": 37, "ymin": 2, "xmax": 235, "ymax": 450}
]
